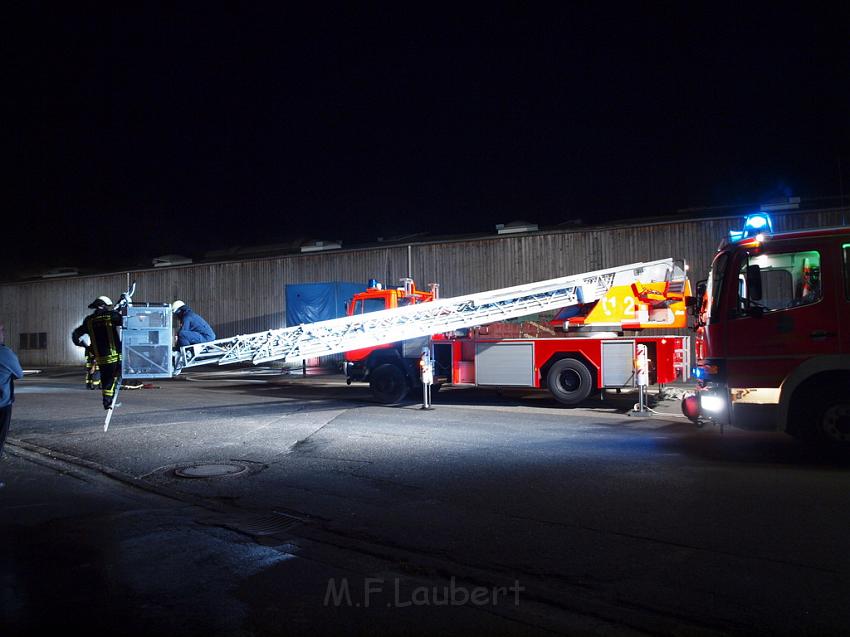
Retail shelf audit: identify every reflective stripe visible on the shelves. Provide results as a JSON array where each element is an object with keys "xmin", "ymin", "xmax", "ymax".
[
  {"xmin": 86, "ymin": 313, "xmax": 121, "ymax": 365},
  {"xmin": 729, "ymin": 387, "xmax": 781, "ymax": 404},
  {"xmin": 103, "ymin": 380, "xmax": 117, "ymax": 397}
]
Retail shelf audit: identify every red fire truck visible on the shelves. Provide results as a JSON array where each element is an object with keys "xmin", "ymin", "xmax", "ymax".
[
  {"xmin": 682, "ymin": 213, "xmax": 850, "ymax": 443},
  {"xmin": 344, "ymin": 267, "xmax": 692, "ymax": 406}
]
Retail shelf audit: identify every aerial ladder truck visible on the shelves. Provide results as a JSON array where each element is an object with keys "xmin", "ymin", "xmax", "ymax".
[{"xmin": 176, "ymin": 258, "xmax": 693, "ymax": 406}]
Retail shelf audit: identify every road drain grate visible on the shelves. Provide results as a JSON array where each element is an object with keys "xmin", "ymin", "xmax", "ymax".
[
  {"xmin": 217, "ymin": 512, "xmax": 305, "ymax": 536},
  {"xmin": 175, "ymin": 462, "xmax": 248, "ymax": 478}
]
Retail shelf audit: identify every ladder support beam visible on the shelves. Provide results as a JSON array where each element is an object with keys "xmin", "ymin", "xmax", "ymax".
[{"xmin": 178, "ymin": 259, "xmax": 686, "ymax": 371}]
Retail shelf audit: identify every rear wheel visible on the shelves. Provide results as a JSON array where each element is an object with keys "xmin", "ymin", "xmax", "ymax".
[
  {"xmin": 369, "ymin": 363, "xmax": 410, "ymax": 404},
  {"xmin": 546, "ymin": 358, "xmax": 594, "ymax": 406}
]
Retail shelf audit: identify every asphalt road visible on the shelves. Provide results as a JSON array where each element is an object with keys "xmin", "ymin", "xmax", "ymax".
[{"xmin": 2, "ymin": 368, "xmax": 849, "ymax": 636}]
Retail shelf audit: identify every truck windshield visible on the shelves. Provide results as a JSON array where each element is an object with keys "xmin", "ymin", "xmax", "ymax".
[
  {"xmin": 737, "ymin": 250, "xmax": 821, "ymax": 312},
  {"xmin": 705, "ymin": 252, "xmax": 729, "ymax": 324},
  {"xmin": 352, "ymin": 298, "xmax": 387, "ymax": 314}
]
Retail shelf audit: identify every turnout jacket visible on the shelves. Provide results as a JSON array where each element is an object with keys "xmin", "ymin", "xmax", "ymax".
[{"xmin": 72, "ymin": 309, "xmax": 123, "ymax": 365}]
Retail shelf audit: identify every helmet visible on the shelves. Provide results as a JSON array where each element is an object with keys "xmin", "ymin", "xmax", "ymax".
[
  {"xmin": 88, "ymin": 295, "xmax": 113, "ymax": 309},
  {"xmin": 171, "ymin": 300, "xmax": 186, "ymax": 314}
]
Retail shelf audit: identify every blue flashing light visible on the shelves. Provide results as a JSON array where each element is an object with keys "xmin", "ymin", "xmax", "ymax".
[
  {"xmin": 693, "ymin": 367, "xmax": 705, "ymax": 380},
  {"xmin": 745, "ymin": 214, "xmax": 768, "ymax": 229},
  {"xmin": 728, "ymin": 213, "xmax": 773, "ymax": 242},
  {"xmin": 742, "ymin": 213, "xmax": 773, "ymax": 237}
]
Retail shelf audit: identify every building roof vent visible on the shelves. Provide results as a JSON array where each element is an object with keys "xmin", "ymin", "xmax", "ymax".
[
  {"xmin": 153, "ymin": 254, "xmax": 193, "ymax": 267},
  {"xmin": 496, "ymin": 220, "xmax": 539, "ymax": 235},
  {"xmin": 557, "ymin": 218, "xmax": 583, "ymax": 227},
  {"xmin": 760, "ymin": 197, "xmax": 800, "ymax": 212},
  {"xmin": 300, "ymin": 240, "xmax": 342, "ymax": 253},
  {"xmin": 41, "ymin": 267, "xmax": 79, "ymax": 278}
]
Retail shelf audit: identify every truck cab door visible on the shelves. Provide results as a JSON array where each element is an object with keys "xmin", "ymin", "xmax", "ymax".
[
  {"xmin": 842, "ymin": 241, "xmax": 850, "ymax": 356},
  {"xmin": 725, "ymin": 241, "xmax": 840, "ymax": 391}
]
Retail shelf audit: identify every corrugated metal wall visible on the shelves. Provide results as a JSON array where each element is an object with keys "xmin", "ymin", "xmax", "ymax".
[{"xmin": 2, "ymin": 207, "xmax": 846, "ymax": 366}]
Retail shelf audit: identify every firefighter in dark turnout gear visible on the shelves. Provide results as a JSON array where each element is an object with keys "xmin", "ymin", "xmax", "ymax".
[
  {"xmin": 70, "ymin": 326, "xmax": 101, "ymax": 389},
  {"xmin": 84, "ymin": 346, "xmax": 101, "ymax": 389},
  {"xmin": 72, "ymin": 296, "xmax": 123, "ymax": 409},
  {"xmin": 72, "ymin": 330, "xmax": 101, "ymax": 390}
]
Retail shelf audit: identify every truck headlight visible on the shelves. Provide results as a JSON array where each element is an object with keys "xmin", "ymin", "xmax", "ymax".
[{"xmin": 700, "ymin": 393, "xmax": 726, "ymax": 413}]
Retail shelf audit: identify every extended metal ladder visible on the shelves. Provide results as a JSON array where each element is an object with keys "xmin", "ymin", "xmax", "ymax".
[{"xmin": 177, "ymin": 259, "xmax": 686, "ymax": 371}]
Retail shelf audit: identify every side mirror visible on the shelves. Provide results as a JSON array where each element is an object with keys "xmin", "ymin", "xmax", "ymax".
[
  {"xmin": 745, "ymin": 264, "xmax": 762, "ymax": 301},
  {"xmin": 689, "ymin": 280, "xmax": 707, "ymax": 317}
]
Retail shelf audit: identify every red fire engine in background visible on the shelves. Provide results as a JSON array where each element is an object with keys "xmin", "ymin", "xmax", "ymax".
[
  {"xmin": 682, "ymin": 213, "xmax": 850, "ymax": 443},
  {"xmin": 344, "ymin": 266, "xmax": 692, "ymax": 406}
]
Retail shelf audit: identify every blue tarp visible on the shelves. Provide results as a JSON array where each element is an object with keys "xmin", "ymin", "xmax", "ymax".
[{"xmin": 285, "ymin": 282, "xmax": 365, "ymax": 326}]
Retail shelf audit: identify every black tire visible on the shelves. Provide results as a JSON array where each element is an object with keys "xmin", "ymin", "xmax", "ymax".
[
  {"xmin": 813, "ymin": 397, "xmax": 850, "ymax": 445},
  {"xmin": 788, "ymin": 378, "xmax": 850, "ymax": 446},
  {"xmin": 369, "ymin": 363, "xmax": 410, "ymax": 404},
  {"xmin": 546, "ymin": 358, "xmax": 594, "ymax": 406}
]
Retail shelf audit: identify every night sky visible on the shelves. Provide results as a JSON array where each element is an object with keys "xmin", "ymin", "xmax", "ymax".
[{"xmin": 6, "ymin": 4, "xmax": 850, "ymax": 276}]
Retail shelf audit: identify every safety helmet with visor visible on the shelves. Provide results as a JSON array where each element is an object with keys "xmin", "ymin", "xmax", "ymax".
[{"xmin": 88, "ymin": 295, "xmax": 113, "ymax": 309}]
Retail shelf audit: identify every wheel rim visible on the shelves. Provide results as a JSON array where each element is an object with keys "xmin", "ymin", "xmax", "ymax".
[
  {"xmin": 558, "ymin": 369, "xmax": 581, "ymax": 392},
  {"xmin": 372, "ymin": 367, "xmax": 406, "ymax": 402},
  {"xmin": 821, "ymin": 403, "xmax": 850, "ymax": 442},
  {"xmin": 376, "ymin": 376, "xmax": 399, "ymax": 395}
]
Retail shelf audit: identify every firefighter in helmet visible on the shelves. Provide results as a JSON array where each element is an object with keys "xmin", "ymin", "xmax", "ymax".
[
  {"xmin": 82, "ymin": 340, "xmax": 101, "ymax": 390},
  {"xmin": 70, "ymin": 325, "xmax": 101, "ymax": 390},
  {"xmin": 172, "ymin": 300, "xmax": 216, "ymax": 348},
  {"xmin": 71, "ymin": 296, "xmax": 123, "ymax": 409}
]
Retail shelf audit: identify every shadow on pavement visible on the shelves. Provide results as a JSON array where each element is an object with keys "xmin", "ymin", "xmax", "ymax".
[{"xmin": 656, "ymin": 430, "xmax": 850, "ymax": 468}]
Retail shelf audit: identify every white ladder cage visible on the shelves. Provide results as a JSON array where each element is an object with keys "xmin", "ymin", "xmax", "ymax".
[
  {"xmin": 176, "ymin": 258, "xmax": 687, "ymax": 372},
  {"xmin": 122, "ymin": 304, "xmax": 174, "ymax": 379}
]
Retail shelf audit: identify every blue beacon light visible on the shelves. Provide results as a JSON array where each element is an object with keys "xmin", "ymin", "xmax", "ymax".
[{"xmin": 729, "ymin": 213, "xmax": 773, "ymax": 241}]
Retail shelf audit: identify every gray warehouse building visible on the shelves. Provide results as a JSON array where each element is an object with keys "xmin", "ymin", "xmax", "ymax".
[{"xmin": 2, "ymin": 201, "xmax": 846, "ymax": 367}]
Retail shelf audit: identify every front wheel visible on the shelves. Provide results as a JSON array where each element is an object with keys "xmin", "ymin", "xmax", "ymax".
[
  {"xmin": 369, "ymin": 363, "xmax": 410, "ymax": 404},
  {"xmin": 814, "ymin": 397, "xmax": 850, "ymax": 445},
  {"xmin": 788, "ymin": 378, "xmax": 850, "ymax": 446},
  {"xmin": 546, "ymin": 358, "xmax": 594, "ymax": 406}
]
